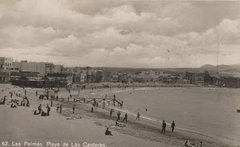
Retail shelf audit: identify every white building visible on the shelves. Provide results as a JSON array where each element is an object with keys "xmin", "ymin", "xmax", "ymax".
[
  {"xmin": 0, "ymin": 57, "xmax": 13, "ymax": 71},
  {"xmin": 13, "ymin": 61, "xmax": 55, "ymax": 75}
]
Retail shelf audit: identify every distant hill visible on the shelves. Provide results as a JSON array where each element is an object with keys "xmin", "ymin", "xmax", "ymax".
[
  {"xmin": 200, "ymin": 64, "xmax": 217, "ymax": 71},
  {"xmin": 200, "ymin": 64, "xmax": 240, "ymax": 77},
  {"xmin": 200, "ymin": 64, "xmax": 240, "ymax": 71}
]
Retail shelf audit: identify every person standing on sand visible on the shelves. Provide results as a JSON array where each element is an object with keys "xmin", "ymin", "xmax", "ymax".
[
  {"xmin": 113, "ymin": 97, "xmax": 116, "ymax": 106},
  {"xmin": 3, "ymin": 96, "xmax": 6, "ymax": 104},
  {"xmin": 171, "ymin": 121, "xmax": 175, "ymax": 132},
  {"xmin": 59, "ymin": 104, "xmax": 62, "ymax": 113},
  {"xmin": 46, "ymin": 104, "xmax": 51, "ymax": 116},
  {"xmin": 136, "ymin": 112, "xmax": 140, "ymax": 120},
  {"xmin": 161, "ymin": 120, "xmax": 166, "ymax": 133},
  {"xmin": 122, "ymin": 113, "xmax": 128, "ymax": 123},
  {"xmin": 91, "ymin": 107, "xmax": 94, "ymax": 112},
  {"xmin": 73, "ymin": 104, "xmax": 75, "ymax": 114},
  {"xmin": 38, "ymin": 104, "xmax": 42, "ymax": 114},
  {"xmin": 117, "ymin": 111, "xmax": 121, "ymax": 121},
  {"xmin": 110, "ymin": 109, "xmax": 113, "ymax": 117},
  {"xmin": 102, "ymin": 100, "xmax": 105, "ymax": 109},
  {"xmin": 120, "ymin": 101, "xmax": 123, "ymax": 108},
  {"xmin": 56, "ymin": 104, "xmax": 59, "ymax": 112}
]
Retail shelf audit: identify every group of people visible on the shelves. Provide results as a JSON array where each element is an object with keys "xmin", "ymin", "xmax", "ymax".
[
  {"xmin": 112, "ymin": 95, "xmax": 123, "ymax": 108},
  {"xmin": 110, "ymin": 109, "xmax": 141, "ymax": 123},
  {"xmin": 34, "ymin": 104, "xmax": 51, "ymax": 116},
  {"xmin": 184, "ymin": 140, "xmax": 203, "ymax": 147},
  {"xmin": 2, "ymin": 90, "xmax": 31, "ymax": 108},
  {"xmin": 161, "ymin": 120, "xmax": 175, "ymax": 133},
  {"xmin": 109, "ymin": 108, "xmax": 176, "ymax": 134}
]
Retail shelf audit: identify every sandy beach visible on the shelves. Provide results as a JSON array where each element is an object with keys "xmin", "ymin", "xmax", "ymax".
[{"xmin": 0, "ymin": 84, "xmax": 236, "ymax": 147}]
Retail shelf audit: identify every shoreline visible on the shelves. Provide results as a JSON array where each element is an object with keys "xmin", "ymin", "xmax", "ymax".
[
  {"xmin": 55, "ymin": 87, "xmax": 235, "ymax": 147},
  {"xmin": 8, "ymin": 81, "xmax": 240, "ymax": 90},
  {"xmin": 59, "ymin": 100, "xmax": 233, "ymax": 147},
  {"xmin": 0, "ymin": 84, "xmax": 237, "ymax": 147}
]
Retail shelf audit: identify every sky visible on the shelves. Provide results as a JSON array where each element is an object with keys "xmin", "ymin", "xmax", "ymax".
[{"xmin": 0, "ymin": 0, "xmax": 240, "ymax": 68}]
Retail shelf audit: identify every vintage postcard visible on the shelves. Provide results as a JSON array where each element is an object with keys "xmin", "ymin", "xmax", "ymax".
[{"xmin": 0, "ymin": 0, "xmax": 240, "ymax": 147}]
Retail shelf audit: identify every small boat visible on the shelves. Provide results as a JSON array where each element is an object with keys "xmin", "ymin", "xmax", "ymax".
[{"xmin": 237, "ymin": 109, "xmax": 240, "ymax": 113}]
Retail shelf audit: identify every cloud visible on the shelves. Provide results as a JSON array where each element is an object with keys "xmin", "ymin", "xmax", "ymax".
[
  {"xmin": 0, "ymin": 0, "xmax": 239, "ymax": 67},
  {"xmin": 0, "ymin": 25, "xmax": 62, "ymax": 48},
  {"xmin": 178, "ymin": 18, "xmax": 240, "ymax": 49}
]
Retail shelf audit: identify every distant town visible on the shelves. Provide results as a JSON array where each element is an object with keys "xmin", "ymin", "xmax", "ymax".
[{"xmin": 0, "ymin": 56, "xmax": 240, "ymax": 88}]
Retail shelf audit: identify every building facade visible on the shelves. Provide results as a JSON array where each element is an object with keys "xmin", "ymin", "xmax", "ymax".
[
  {"xmin": 0, "ymin": 71, "xmax": 10, "ymax": 83},
  {"xmin": 0, "ymin": 57, "xmax": 13, "ymax": 70},
  {"xmin": 13, "ymin": 61, "xmax": 58, "ymax": 75}
]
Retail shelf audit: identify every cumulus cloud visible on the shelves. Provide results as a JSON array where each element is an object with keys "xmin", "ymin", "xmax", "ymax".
[{"xmin": 0, "ymin": 0, "xmax": 239, "ymax": 67}]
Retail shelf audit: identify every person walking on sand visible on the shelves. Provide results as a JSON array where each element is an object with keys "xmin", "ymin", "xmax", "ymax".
[
  {"xmin": 136, "ymin": 112, "xmax": 140, "ymax": 120},
  {"xmin": 161, "ymin": 120, "xmax": 166, "ymax": 134},
  {"xmin": 171, "ymin": 121, "xmax": 175, "ymax": 133},
  {"xmin": 73, "ymin": 104, "xmax": 76, "ymax": 114},
  {"xmin": 122, "ymin": 113, "xmax": 128, "ymax": 123}
]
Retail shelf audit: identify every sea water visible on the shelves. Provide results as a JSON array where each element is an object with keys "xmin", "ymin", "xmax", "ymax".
[{"xmin": 115, "ymin": 87, "xmax": 240, "ymax": 146}]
